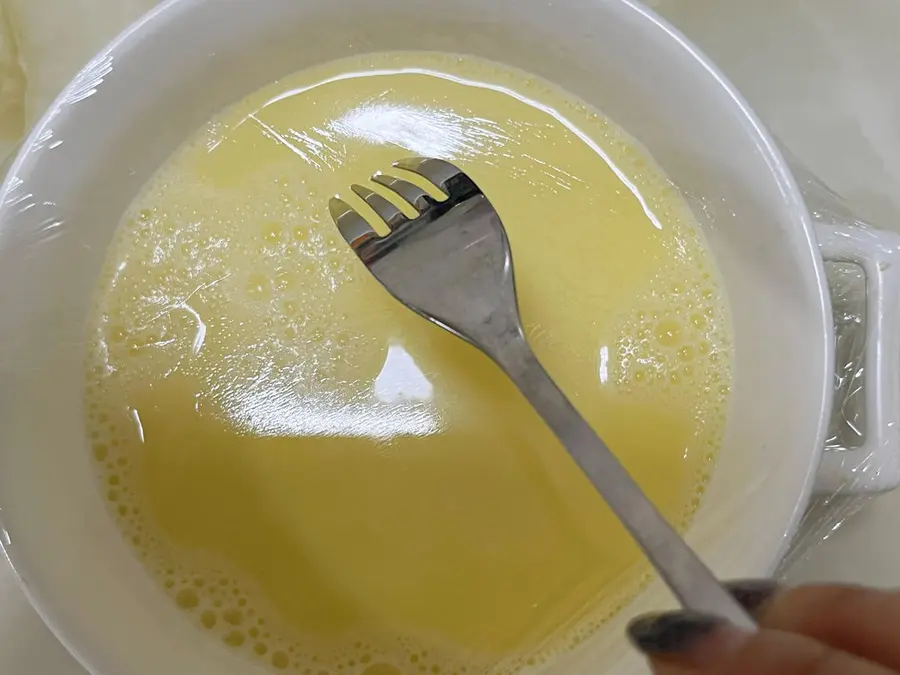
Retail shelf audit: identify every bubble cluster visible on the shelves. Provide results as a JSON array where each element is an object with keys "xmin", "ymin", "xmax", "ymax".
[
  {"xmin": 612, "ymin": 277, "xmax": 731, "ymax": 528},
  {"xmin": 83, "ymin": 51, "xmax": 733, "ymax": 675}
]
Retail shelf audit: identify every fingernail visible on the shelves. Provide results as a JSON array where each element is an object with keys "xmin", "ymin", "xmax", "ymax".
[
  {"xmin": 627, "ymin": 610, "xmax": 721, "ymax": 657},
  {"xmin": 724, "ymin": 579, "xmax": 780, "ymax": 616}
]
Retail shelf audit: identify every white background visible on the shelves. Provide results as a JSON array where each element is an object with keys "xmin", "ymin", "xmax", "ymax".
[{"xmin": 3, "ymin": 0, "xmax": 900, "ymax": 672}]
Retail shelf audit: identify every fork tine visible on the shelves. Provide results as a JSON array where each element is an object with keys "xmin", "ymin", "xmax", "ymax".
[
  {"xmin": 351, "ymin": 184, "xmax": 407, "ymax": 229},
  {"xmin": 393, "ymin": 157, "xmax": 462, "ymax": 196},
  {"xmin": 329, "ymin": 197, "xmax": 377, "ymax": 248},
  {"xmin": 372, "ymin": 173, "xmax": 431, "ymax": 213}
]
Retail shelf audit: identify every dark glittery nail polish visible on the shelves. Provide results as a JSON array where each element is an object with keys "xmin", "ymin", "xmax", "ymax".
[
  {"xmin": 724, "ymin": 579, "xmax": 779, "ymax": 616},
  {"xmin": 627, "ymin": 611, "xmax": 721, "ymax": 656}
]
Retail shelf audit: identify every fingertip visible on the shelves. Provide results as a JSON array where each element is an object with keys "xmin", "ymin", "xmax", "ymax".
[
  {"xmin": 627, "ymin": 611, "xmax": 721, "ymax": 659},
  {"xmin": 627, "ymin": 610, "xmax": 754, "ymax": 670}
]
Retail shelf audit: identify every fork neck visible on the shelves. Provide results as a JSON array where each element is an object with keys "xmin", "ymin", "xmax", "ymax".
[{"xmin": 474, "ymin": 316, "xmax": 541, "ymax": 385}]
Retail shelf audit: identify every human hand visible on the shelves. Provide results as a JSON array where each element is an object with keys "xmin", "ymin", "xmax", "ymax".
[{"xmin": 628, "ymin": 581, "xmax": 900, "ymax": 674}]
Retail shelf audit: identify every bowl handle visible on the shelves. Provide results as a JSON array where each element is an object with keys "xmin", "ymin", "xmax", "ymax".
[{"xmin": 814, "ymin": 220, "xmax": 900, "ymax": 494}]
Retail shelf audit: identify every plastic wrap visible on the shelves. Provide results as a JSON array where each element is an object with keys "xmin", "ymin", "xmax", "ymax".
[
  {"xmin": 777, "ymin": 146, "xmax": 900, "ymax": 575},
  {"xmin": 0, "ymin": 0, "xmax": 894, "ymax": 585},
  {"xmin": 0, "ymin": 5, "xmax": 899, "ymax": 675}
]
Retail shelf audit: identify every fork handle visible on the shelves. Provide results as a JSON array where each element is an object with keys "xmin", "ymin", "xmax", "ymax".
[{"xmin": 490, "ymin": 334, "xmax": 756, "ymax": 630}]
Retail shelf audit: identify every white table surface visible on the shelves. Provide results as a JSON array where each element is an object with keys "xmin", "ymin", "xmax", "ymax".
[{"xmin": 4, "ymin": 1, "xmax": 900, "ymax": 673}]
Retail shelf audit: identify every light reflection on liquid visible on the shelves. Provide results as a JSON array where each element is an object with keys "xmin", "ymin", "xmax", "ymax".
[
  {"xmin": 598, "ymin": 345, "xmax": 610, "ymax": 385},
  {"xmin": 218, "ymin": 342, "xmax": 439, "ymax": 440},
  {"xmin": 329, "ymin": 100, "xmax": 510, "ymax": 159},
  {"xmin": 374, "ymin": 343, "xmax": 434, "ymax": 404}
]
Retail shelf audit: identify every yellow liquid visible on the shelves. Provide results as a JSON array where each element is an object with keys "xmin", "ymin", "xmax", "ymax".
[{"xmin": 84, "ymin": 52, "xmax": 732, "ymax": 674}]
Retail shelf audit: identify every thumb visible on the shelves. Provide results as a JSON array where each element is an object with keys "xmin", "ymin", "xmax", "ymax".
[{"xmin": 627, "ymin": 610, "xmax": 895, "ymax": 675}]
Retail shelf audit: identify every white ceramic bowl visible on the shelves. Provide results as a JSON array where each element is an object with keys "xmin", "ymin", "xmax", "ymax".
[{"xmin": 1, "ymin": 1, "xmax": 899, "ymax": 674}]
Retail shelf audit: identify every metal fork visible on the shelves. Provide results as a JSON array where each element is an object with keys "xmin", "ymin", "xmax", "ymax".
[{"xmin": 329, "ymin": 157, "xmax": 755, "ymax": 630}]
